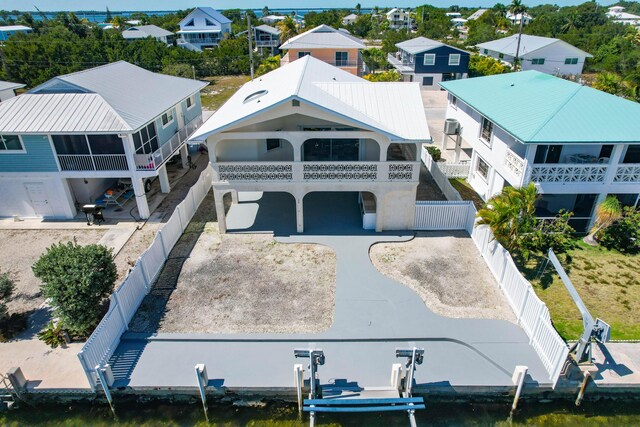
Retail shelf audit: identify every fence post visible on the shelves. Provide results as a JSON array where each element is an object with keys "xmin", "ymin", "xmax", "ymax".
[
  {"xmin": 137, "ymin": 257, "xmax": 150, "ymax": 292},
  {"xmin": 77, "ymin": 351, "xmax": 97, "ymax": 391},
  {"xmin": 190, "ymin": 190, "xmax": 197, "ymax": 216},
  {"xmin": 176, "ymin": 205, "xmax": 185, "ymax": 233},
  {"xmin": 157, "ymin": 230, "xmax": 168, "ymax": 260},
  {"xmin": 111, "ymin": 293, "xmax": 129, "ymax": 332},
  {"xmin": 518, "ymin": 287, "xmax": 531, "ymax": 323},
  {"xmin": 498, "ymin": 252, "xmax": 509, "ymax": 285}
]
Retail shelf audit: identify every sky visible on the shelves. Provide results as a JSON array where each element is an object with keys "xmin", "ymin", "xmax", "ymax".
[{"xmin": 0, "ymin": 0, "xmax": 620, "ymax": 12}]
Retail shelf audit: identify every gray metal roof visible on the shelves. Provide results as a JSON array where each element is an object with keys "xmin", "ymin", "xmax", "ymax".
[
  {"xmin": 254, "ymin": 24, "xmax": 281, "ymax": 35},
  {"xmin": 396, "ymin": 36, "xmax": 467, "ymax": 55},
  {"xmin": 477, "ymin": 34, "xmax": 592, "ymax": 58},
  {"xmin": 122, "ymin": 25, "xmax": 173, "ymax": 39},
  {"xmin": 0, "ymin": 61, "xmax": 207, "ymax": 134},
  {"xmin": 0, "ymin": 80, "xmax": 25, "ymax": 92},
  {"xmin": 179, "ymin": 7, "xmax": 231, "ymax": 25},
  {"xmin": 280, "ymin": 25, "xmax": 365, "ymax": 50}
]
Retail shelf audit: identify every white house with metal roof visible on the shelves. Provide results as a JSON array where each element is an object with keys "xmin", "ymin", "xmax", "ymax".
[
  {"xmin": 342, "ymin": 13, "xmax": 358, "ymax": 26},
  {"xmin": 122, "ymin": 25, "xmax": 175, "ymax": 44},
  {"xmin": 177, "ymin": 7, "xmax": 231, "ymax": 51},
  {"xmin": 254, "ymin": 24, "xmax": 281, "ymax": 56},
  {"xmin": 0, "ymin": 61, "xmax": 206, "ymax": 220},
  {"xmin": 477, "ymin": 34, "xmax": 592, "ymax": 76},
  {"xmin": 0, "ymin": 25, "xmax": 31, "ymax": 41},
  {"xmin": 440, "ymin": 71, "xmax": 640, "ymax": 231},
  {"xmin": 0, "ymin": 80, "xmax": 25, "ymax": 101},
  {"xmin": 280, "ymin": 25, "xmax": 366, "ymax": 76},
  {"xmin": 606, "ymin": 6, "xmax": 640, "ymax": 26},
  {"xmin": 189, "ymin": 56, "xmax": 430, "ymax": 233},
  {"xmin": 386, "ymin": 8, "xmax": 410, "ymax": 30}
]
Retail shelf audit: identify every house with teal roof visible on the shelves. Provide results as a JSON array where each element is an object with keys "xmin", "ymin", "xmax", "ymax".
[{"xmin": 440, "ymin": 71, "xmax": 640, "ymax": 231}]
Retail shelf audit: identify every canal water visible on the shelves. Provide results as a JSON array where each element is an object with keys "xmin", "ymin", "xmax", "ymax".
[{"xmin": 2, "ymin": 399, "xmax": 640, "ymax": 426}]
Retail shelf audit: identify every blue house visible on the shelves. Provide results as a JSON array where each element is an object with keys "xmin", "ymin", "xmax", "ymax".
[
  {"xmin": 0, "ymin": 61, "xmax": 207, "ymax": 220},
  {"xmin": 0, "ymin": 25, "xmax": 31, "ymax": 41},
  {"xmin": 388, "ymin": 36, "xmax": 470, "ymax": 89}
]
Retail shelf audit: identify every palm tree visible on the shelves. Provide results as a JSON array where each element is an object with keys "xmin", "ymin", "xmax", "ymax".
[
  {"xmin": 593, "ymin": 72, "xmax": 623, "ymax": 95},
  {"xmin": 276, "ymin": 16, "xmax": 298, "ymax": 43},
  {"xmin": 584, "ymin": 196, "xmax": 622, "ymax": 245},
  {"xmin": 493, "ymin": 3, "xmax": 507, "ymax": 18},
  {"xmin": 262, "ymin": 6, "xmax": 270, "ymax": 17},
  {"xmin": 509, "ymin": 0, "xmax": 528, "ymax": 69},
  {"xmin": 561, "ymin": 11, "xmax": 580, "ymax": 33},
  {"xmin": 355, "ymin": 3, "xmax": 362, "ymax": 15},
  {"xmin": 476, "ymin": 183, "xmax": 539, "ymax": 252}
]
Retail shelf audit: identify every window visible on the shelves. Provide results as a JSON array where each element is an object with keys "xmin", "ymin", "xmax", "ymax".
[
  {"xmin": 451, "ymin": 95, "xmax": 457, "ymax": 109},
  {"xmin": 298, "ymin": 51, "xmax": 311, "ymax": 58},
  {"xmin": 0, "ymin": 135, "xmax": 23, "ymax": 152},
  {"xmin": 52, "ymin": 134, "xmax": 124, "ymax": 155},
  {"xmin": 476, "ymin": 156, "xmax": 490, "ymax": 181},
  {"xmin": 205, "ymin": 18, "xmax": 215, "ymax": 26},
  {"xmin": 480, "ymin": 116, "xmax": 493, "ymax": 143},
  {"xmin": 133, "ymin": 122, "xmax": 159, "ymax": 155},
  {"xmin": 483, "ymin": 49, "xmax": 488, "ymax": 54},
  {"xmin": 186, "ymin": 94, "xmax": 196, "ymax": 110},
  {"xmin": 422, "ymin": 76, "xmax": 434, "ymax": 86},
  {"xmin": 565, "ymin": 57, "xmax": 579, "ymax": 65},
  {"xmin": 292, "ymin": 99, "xmax": 300, "ymax": 107},
  {"xmin": 335, "ymin": 51, "xmax": 349, "ymax": 66},
  {"xmin": 623, "ymin": 145, "xmax": 640, "ymax": 164},
  {"xmin": 161, "ymin": 110, "xmax": 174, "ymax": 128},
  {"xmin": 423, "ymin": 53, "xmax": 436, "ymax": 66},
  {"xmin": 534, "ymin": 145, "xmax": 562, "ymax": 164},
  {"xmin": 448, "ymin": 54, "xmax": 461, "ymax": 66},
  {"xmin": 87, "ymin": 135, "xmax": 125, "ymax": 154},
  {"xmin": 531, "ymin": 58, "xmax": 545, "ymax": 65},
  {"xmin": 52, "ymin": 134, "xmax": 90, "ymax": 154},
  {"xmin": 266, "ymin": 138, "xmax": 281, "ymax": 151},
  {"xmin": 498, "ymin": 53, "xmax": 504, "ymax": 59},
  {"xmin": 184, "ymin": 19, "xmax": 194, "ymax": 27}
]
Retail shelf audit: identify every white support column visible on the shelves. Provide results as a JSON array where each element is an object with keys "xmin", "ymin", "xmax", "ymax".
[
  {"xmin": 132, "ymin": 177, "xmax": 150, "ymax": 219},
  {"xmin": 603, "ymin": 144, "xmax": 625, "ymax": 185},
  {"xmin": 231, "ymin": 190, "xmax": 239, "ymax": 204},
  {"xmin": 291, "ymin": 136, "xmax": 303, "ymax": 162},
  {"xmin": 375, "ymin": 192, "xmax": 384, "ymax": 232},
  {"xmin": 180, "ymin": 144, "xmax": 189, "ymax": 169},
  {"xmin": 214, "ymin": 190, "xmax": 227, "ymax": 234},
  {"xmin": 587, "ymin": 192, "xmax": 608, "ymax": 231},
  {"xmin": 296, "ymin": 196, "xmax": 304, "ymax": 233},
  {"xmin": 521, "ymin": 145, "xmax": 537, "ymax": 187},
  {"xmin": 158, "ymin": 164, "xmax": 171, "ymax": 194}
]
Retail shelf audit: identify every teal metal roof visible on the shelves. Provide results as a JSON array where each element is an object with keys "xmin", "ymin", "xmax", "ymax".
[{"xmin": 440, "ymin": 71, "xmax": 640, "ymax": 143}]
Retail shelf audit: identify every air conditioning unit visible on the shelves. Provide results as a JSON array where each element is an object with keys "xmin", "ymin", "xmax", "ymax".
[{"xmin": 444, "ymin": 118, "xmax": 459, "ymax": 135}]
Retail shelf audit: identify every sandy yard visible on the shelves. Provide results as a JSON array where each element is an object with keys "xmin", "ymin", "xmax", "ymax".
[
  {"xmin": 370, "ymin": 231, "xmax": 516, "ymax": 323},
  {"xmin": 130, "ymin": 192, "xmax": 337, "ymax": 334}
]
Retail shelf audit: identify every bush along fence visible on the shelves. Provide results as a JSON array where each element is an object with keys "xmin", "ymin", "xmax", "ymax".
[
  {"xmin": 421, "ymin": 146, "xmax": 471, "ymax": 202},
  {"xmin": 77, "ymin": 166, "xmax": 214, "ymax": 390},
  {"xmin": 471, "ymin": 225, "xmax": 570, "ymax": 387}
]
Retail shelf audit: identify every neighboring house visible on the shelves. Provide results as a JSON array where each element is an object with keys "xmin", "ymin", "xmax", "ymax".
[
  {"xmin": 189, "ymin": 56, "xmax": 430, "ymax": 233},
  {"xmin": 254, "ymin": 24, "xmax": 281, "ymax": 56},
  {"xmin": 0, "ymin": 61, "xmax": 207, "ymax": 220},
  {"xmin": 506, "ymin": 12, "xmax": 533, "ymax": 26},
  {"xmin": 261, "ymin": 15, "xmax": 286, "ymax": 25},
  {"xmin": 606, "ymin": 6, "xmax": 640, "ymax": 26},
  {"xmin": 280, "ymin": 25, "xmax": 366, "ymax": 76},
  {"xmin": 0, "ymin": 80, "xmax": 25, "ymax": 101},
  {"xmin": 477, "ymin": 34, "xmax": 592, "ymax": 76},
  {"xmin": 122, "ymin": 25, "xmax": 175, "ymax": 44},
  {"xmin": 467, "ymin": 9, "xmax": 488, "ymax": 20},
  {"xmin": 440, "ymin": 71, "xmax": 640, "ymax": 232},
  {"xmin": 386, "ymin": 8, "xmax": 410, "ymax": 30},
  {"xmin": 451, "ymin": 18, "xmax": 468, "ymax": 28},
  {"xmin": 342, "ymin": 13, "xmax": 358, "ymax": 26},
  {"xmin": 388, "ymin": 36, "xmax": 470, "ymax": 89},
  {"xmin": 177, "ymin": 7, "xmax": 231, "ymax": 51},
  {"xmin": 0, "ymin": 25, "xmax": 31, "ymax": 41}
]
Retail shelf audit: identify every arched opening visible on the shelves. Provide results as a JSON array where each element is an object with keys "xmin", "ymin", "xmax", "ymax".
[
  {"xmin": 303, "ymin": 191, "xmax": 367, "ymax": 234},
  {"xmin": 216, "ymin": 138, "xmax": 295, "ymax": 162},
  {"xmin": 301, "ymin": 139, "xmax": 380, "ymax": 162},
  {"xmin": 225, "ymin": 191, "xmax": 297, "ymax": 235},
  {"xmin": 387, "ymin": 143, "xmax": 417, "ymax": 161}
]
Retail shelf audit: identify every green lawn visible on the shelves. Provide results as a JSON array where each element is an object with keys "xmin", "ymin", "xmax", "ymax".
[
  {"xmin": 449, "ymin": 178, "xmax": 484, "ymax": 210},
  {"xmin": 200, "ymin": 75, "xmax": 251, "ymax": 111},
  {"xmin": 520, "ymin": 241, "xmax": 640, "ymax": 341}
]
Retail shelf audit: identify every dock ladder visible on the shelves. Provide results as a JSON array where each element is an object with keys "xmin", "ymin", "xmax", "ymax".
[{"xmin": 0, "ymin": 373, "xmax": 17, "ymax": 410}]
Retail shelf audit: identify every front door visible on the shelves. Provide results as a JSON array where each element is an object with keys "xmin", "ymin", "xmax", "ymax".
[{"xmin": 24, "ymin": 182, "xmax": 53, "ymax": 217}]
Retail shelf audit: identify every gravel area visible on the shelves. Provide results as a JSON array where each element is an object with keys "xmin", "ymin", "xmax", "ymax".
[
  {"xmin": 370, "ymin": 231, "xmax": 516, "ymax": 323},
  {"xmin": 129, "ymin": 192, "xmax": 337, "ymax": 334}
]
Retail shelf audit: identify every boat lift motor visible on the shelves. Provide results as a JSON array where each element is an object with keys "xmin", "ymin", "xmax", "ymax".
[
  {"xmin": 547, "ymin": 249, "xmax": 610, "ymax": 364},
  {"xmin": 294, "ymin": 349, "xmax": 325, "ymax": 399},
  {"xmin": 396, "ymin": 347, "xmax": 424, "ymax": 397}
]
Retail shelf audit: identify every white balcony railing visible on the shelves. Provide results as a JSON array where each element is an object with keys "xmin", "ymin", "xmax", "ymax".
[
  {"xmin": 214, "ymin": 161, "xmax": 420, "ymax": 183},
  {"xmin": 256, "ymin": 39, "xmax": 279, "ymax": 47},
  {"xmin": 531, "ymin": 164, "xmax": 608, "ymax": 183},
  {"xmin": 57, "ymin": 154, "xmax": 128, "ymax": 171},
  {"xmin": 614, "ymin": 164, "xmax": 640, "ymax": 182},
  {"xmin": 135, "ymin": 116, "xmax": 203, "ymax": 171}
]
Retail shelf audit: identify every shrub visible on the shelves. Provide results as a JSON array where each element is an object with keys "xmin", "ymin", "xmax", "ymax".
[
  {"xmin": 523, "ymin": 210, "xmax": 576, "ymax": 257},
  {"xmin": 0, "ymin": 273, "xmax": 15, "ymax": 323},
  {"xmin": 37, "ymin": 320, "xmax": 67, "ymax": 348},
  {"xmin": 32, "ymin": 242, "xmax": 117, "ymax": 336},
  {"xmin": 255, "ymin": 55, "xmax": 280, "ymax": 76},
  {"xmin": 468, "ymin": 55, "xmax": 512, "ymax": 77},
  {"xmin": 363, "ymin": 70, "xmax": 402, "ymax": 82},
  {"xmin": 599, "ymin": 207, "xmax": 640, "ymax": 253},
  {"xmin": 426, "ymin": 146, "xmax": 442, "ymax": 162}
]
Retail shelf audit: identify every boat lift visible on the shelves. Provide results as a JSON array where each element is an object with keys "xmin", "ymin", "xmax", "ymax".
[{"xmin": 294, "ymin": 347, "xmax": 425, "ymax": 427}]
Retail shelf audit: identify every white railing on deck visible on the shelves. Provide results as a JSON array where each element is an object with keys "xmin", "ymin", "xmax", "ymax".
[
  {"xmin": 77, "ymin": 166, "xmax": 213, "ymax": 390},
  {"xmin": 614, "ymin": 164, "xmax": 640, "ymax": 182},
  {"xmin": 136, "ymin": 115, "xmax": 203, "ymax": 171},
  {"xmin": 437, "ymin": 162, "xmax": 471, "ymax": 178},
  {"xmin": 421, "ymin": 147, "xmax": 464, "ymax": 201},
  {"xmin": 531, "ymin": 164, "xmax": 607, "ymax": 183},
  {"xmin": 471, "ymin": 225, "xmax": 569, "ymax": 387},
  {"xmin": 414, "ymin": 200, "xmax": 476, "ymax": 232},
  {"xmin": 58, "ymin": 154, "xmax": 128, "ymax": 171}
]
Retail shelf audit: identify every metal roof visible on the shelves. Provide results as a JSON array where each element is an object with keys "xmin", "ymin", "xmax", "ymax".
[
  {"xmin": 254, "ymin": 24, "xmax": 281, "ymax": 35},
  {"xmin": 477, "ymin": 34, "xmax": 592, "ymax": 58},
  {"xmin": 440, "ymin": 70, "xmax": 640, "ymax": 144},
  {"xmin": 0, "ymin": 80, "xmax": 25, "ymax": 92},
  {"xmin": 0, "ymin": 25, "xmax": 31, "ymax": 32},
  {"xmin": 280, "ymin": 25, "xmax": 365, "ymax": 50},
  {"xmin": 0, "ymin": 61, "xmax": 207, "ymax": 134},
  {"xmin": 396, "ymin": 36, "xmax": 467, "ymax": 55},
  {"xmin": 122, "ymin": 25, "xmax": 173, "ymax": 39},
  {"xmin": 467, "ymin": 9, "xmax": 488, "ymax": 20},
  {"xmin": 179, "ymin": 7, "xmax": 231, "ymax": 25},
  {"xmin": 190, "ymin": 55, "xmax": 430, "ymax": 142}
]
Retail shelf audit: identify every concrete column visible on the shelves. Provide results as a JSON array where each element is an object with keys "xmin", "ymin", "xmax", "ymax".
[
  {"xmin": 207, "ymin": 138, "xmax": 217, "ymax": 162},
  {"xmin": 379, "ymin": 142, "xmax": 390, "ymax": 161},
  {"xmin": 296, "ymin": 196, "xmax": 304, "ymax": 233},
  {"xmin": 158, "ymin": 164, "xmax": 170, "ymax": 194},
  {"xmin": 291, "ymin": 137, "xmax": 303, "ymax": 162},
  {"xmin": 214, "ymin": 190, "xmax": 227, "ymax": 234},
  {"xmin": 231, "ymin": 190, "xmax": 239, "ymax": 204},
  {"xmin": 603, "ymin": 144, "xmax": 625, "ymax": 185},
  {"xmin": 375, "ymin": 192, "xmax": 384, "ymax": 232},
  {"xmin": 132, "ymin": 177, "xmax": 150, "ymax": 219},
  {"xmin": 180, "ymin": 144, "xmax": 189, "ymax": 169}
]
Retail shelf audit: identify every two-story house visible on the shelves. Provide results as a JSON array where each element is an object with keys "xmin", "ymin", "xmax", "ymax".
[
  {"xmin": 0, "ymin": 61, "xmax": 206, "ymax": 220},
  {"xmin": 122, "ymin": 25, "xmax": 175, "ymax": 45},
  {"xmin": 606, "ymin": 6, "xmax": 640, "ymax": 25},
  {"xmin": 188, "ymin": 56, "xmax": 430, "ymax": 233},
  {"xmin": 0, "ymin": 80, "xmax": 24, "ymax": 102},
  {"xmin": 477, "ymin": 34, "xmax": 592, "ymax": 76},
  {"xmin": 254, "ymin": 24, "xmax": 281, "ymax": 56},
  {"xmin": 177, "ymin": 7, "xmax": 231, "ymax": 51},
  {"xmin": 440, "ymin": 71, "xmax": 640, "ymax": 232},
  {"xmin": 0, "ymin": 25, "xmax": 31, "ymax": 41},
  {"xmin": 506, "ymin": 12, "xmax": 533, "ymax": 26},
  {"xmin": 386, "ymin": 8, "xmax": 410, "ymax": 30},
  {"xmin": 388, "ymin": 36, "xmax": 470, "ymax": 88},
  {"xmin": 280, "ymin": 25, "xmax": 366, "ymax": 76}
]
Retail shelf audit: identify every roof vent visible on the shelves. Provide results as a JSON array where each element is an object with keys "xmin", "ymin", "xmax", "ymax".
[
  {"xmin": 292, "ymin": 99, "xmax": 300, "ymax": 107},
  {"xmin": 243, "ymin": 90, "xmax": 268, "ymax": 104}
]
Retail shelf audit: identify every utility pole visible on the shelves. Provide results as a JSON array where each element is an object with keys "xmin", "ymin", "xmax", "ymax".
[
  {"xmin": 247, "ymin": 12, "xmax": 254, "ymax": 81},
  {"xmin": 0, "ymin": 44, "xmax": 10, "ymax": 80},
  {"xmin": 513, "ymin": 15, "xmax": 524, "ymax": 70}
]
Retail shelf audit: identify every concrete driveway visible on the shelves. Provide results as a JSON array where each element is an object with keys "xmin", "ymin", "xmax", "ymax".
[{"xmin": 422, "ymin": 89, "xmax": 448, "ymax": 144}]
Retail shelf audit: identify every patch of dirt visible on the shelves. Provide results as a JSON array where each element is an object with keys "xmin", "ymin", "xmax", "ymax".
[{"xmin": 370, "ymin": 231, "xmax": 516, "ymax": 323}]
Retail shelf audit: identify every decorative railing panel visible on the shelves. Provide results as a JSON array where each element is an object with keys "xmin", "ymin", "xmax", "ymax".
[
  {"xmin": 218, "ymin": 163, "xmax": 294, "ymax": 181},
  {"xmin": 504, "ymin": 149, "xmax": 525, "ymax": 178},
  {"xmin": 303, "ymin": 162, "xmax": 378, "ymax": 181},
  {"xmin": 531, "ymin": 164, "xmax": 607, "ymax": 183},
  {"xmin": 614, "ymin": 164, "xmax": 640, "ymax": 183}
]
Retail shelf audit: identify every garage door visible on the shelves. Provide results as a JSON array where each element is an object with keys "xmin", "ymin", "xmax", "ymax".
[{"xmin": 24, "ymin": 182, "xmax": 54, "ymax": 217}]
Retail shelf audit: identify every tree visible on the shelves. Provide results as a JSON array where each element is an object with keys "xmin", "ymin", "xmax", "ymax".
[
  {"xmin": 599, "ymin": 207, "xmax": 640, "ymax": 253},
  {"xmin": 509, "ymin": 0, "xmax": 528, "ymax": 69},
  {"xmin": 262, "ymin": 6, "xmax": 270, "ymax": 17},
  {"xmin": 584, "ymin": 195, "xmax": 622, "ymax": 245},
  {"xmin": 355, "ymin": 3, "xmax": 362, "ymax": 15},
  {"xmin": 593, "ymin": 72, "xmax": 623, "ymax": 95},
  {"xmin": 0, "ymin": 274, "xmax": 15, "ymax": 324},
  {"xmin": 256, "ymin": 55, "xmax": 280, "ymax": 76},
  {"xmin": 468, "ymin": 55, "xmax": 512, "ymax": 77},
  {"xmin": 32, "ymin": 242, "xmax": 117, "ymax": 336},
  {"xmin": 363, "ymin": 69, "xmax": 402, "ymax": 81},
  {"xmin": 276, "ymin": 16, "xmax": 299, "ymax": 43},
  {"xmin": 162, "ymin": 63, "xmax": 194, "ymax": 78},
  {"xmin": 362, "ymin": 48, "xmax": 387, "ymax": 72},
  {"xmin": 106, "ymin": 7, "xmax": 112, "ymax": 23}
]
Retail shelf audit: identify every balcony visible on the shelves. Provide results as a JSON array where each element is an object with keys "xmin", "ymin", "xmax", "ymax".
[
  {"xmin": 280, "ymin": 57, "xmax": 360, "ymax": 68},
  {"xmin": 531, "ymin": 164, "xmax": 608, "ymax": 183},
  {"xmin": 178, "ymin": 35, "xmax": 221, "ymax": 45},
  {"xmin": 135, "ymin": 116, "xmax": 203, "ymax": 171},
  {"xmin": 57, "ymin": 154, "xmax": 128, "ymax": 171},
  {"xmin": 213, "ymin": 161, "xmax": 420, "ymax": 183},
  {"xmin": 256, "ymin": 39, "xmax": 279, "ymax": 47},
  {"xmin": 387, "ymin": 53, "xmax": 414, "ymax": 73},
  {"xmin": 614, "ymin": 164, "xmax": 640, "ymax": 182}
]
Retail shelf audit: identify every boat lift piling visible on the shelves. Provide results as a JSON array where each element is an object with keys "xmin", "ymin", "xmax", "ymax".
[
  {"xmin": 294, "ymin": 349, "xmax": 325, "ymax": 427},
  {"xmin": 95, "ymin": 364, "xmax": 117, "ymax": 419},
  {"xmin": 194, "ymin": 364, "xmax": 209, "ymax": 422},
  {"xmin": 396, "ymin": 347, "xmax": 425, "ymax": 427}
]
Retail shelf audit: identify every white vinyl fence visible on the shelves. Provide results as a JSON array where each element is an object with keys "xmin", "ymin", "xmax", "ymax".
[
  {"xmin": 414, "ymin": 201, "xmax": 476, "ymax": 233},
  {"xmin": 77, "ymin": 167, "xmax": 213, "ymax": 389},
  {"xmin": 437, "ymin": 162, "xmax": 471, "ymax": 178},
  {"xmin": 471, "ymin": 225, "xmax": 569, "ymax": 387},
  {"xmin": 421, "ymin": 146, "xmax": 470, "ymax": 202}
]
